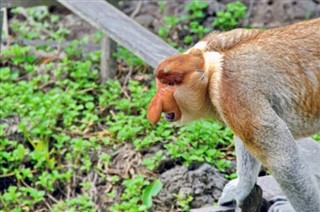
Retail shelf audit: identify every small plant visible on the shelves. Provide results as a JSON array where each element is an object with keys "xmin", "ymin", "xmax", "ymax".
[
  {"xmin": 10, "ymin": 6, "xmax": 70, "ymax": 41},
  {"xmin": 113, "ymin": 46, "xmax": 144, "ymax": 68},
  {"xmin": 142, "ymin": 150, "xmax": 166, "ymax": 170},
  {"xmin": 314, "ymin": 133, "xmax": 320, "ymax": 142},
  {"xmin": 174, "ymin": 193, "xmax": 193, "ymax": 212},
  {"xmin": 158, "ymin": 0, "xmax": 210, "ymax": 48},
  {"xmin": 158, "ymin": 16, "xmax": 180, "ymax": 40},
  {"xmin": 110, "ymin": 175, "xmax": 153, "ymax": 211},
  {"xmin": 213, "ymin": 1, "xmax": 247, "ymax": 31},
  {"xmin": 142, "ymin": 179, "xmax": 163, "ymax": 209},
  {"xmin": 185, "ymin": 0, "xmax": 209, "ymax": 20},
  {"xmin": 158, "ymin": 1, "xmax": 167, "ymax": 14}
]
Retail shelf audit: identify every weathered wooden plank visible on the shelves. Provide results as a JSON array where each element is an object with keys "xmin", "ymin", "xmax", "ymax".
[
  {"xmin": 1, "ymin": 0, "xmax": 60, "ymax": 8},
  {"xmin": 57, "ymin": 0, "xmax": 178, "ymax": 68}
]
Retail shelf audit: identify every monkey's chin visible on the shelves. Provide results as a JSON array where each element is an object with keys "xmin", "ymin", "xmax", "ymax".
[
  {"xmin": 172, "ymin": 117, "xmax": 190, "ymax": 126},
  {"xmin": 172, "ymin": 121, "xmax": 183, "ymax": 127}
]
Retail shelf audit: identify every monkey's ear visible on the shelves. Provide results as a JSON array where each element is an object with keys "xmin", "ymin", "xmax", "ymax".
[
  {"xmin": 147, "ymin": 94, "xmax": 163, "ymax": 125},
  {"xmin": 195, "ymin": 69, "xmax": 206, "ymax": 80}
]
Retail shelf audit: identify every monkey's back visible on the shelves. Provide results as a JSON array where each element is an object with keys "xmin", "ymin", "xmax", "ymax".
[{"xmin": 216, "ymin": 18, "xmax": 320, "ymax": 138}]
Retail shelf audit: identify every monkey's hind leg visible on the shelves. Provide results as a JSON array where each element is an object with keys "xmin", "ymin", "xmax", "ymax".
[
  {"xmin": 218, "ymin": 136, "xmax": 261, "ymax": 206},
  {"xmin": 253, "ymin": 119, "xmax": 320, "ymax": 212}
]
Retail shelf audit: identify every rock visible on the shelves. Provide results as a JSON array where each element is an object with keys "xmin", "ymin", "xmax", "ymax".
[
  {"xmin": 298, "ymin": 137, "xmax": 320, "ymax": 179},
  {"xmin": 135, "ymin": 14, "xmax": 154, "ymax": 28},
  {"xmin": 257, "ymin": 176, "xmax": 283, "ymax": 202},
  {"xmin": 207, "ymin": 1, "xmax": 225, "ymax": 15},
  {"xmin": 158, "ymin": 163, "xmax": 227, "ymax": 208},
  {"xmin": 249, "ymin": 0, "xmax": 320, "ymax": 28}
]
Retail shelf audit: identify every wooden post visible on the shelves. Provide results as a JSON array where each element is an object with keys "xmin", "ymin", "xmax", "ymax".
[
  {"xmin": 100, "ymin": 0, "xmax": 119, "ymax": 81},
  {"xmin": 100, "ymin": 36, "xmax": 116, "ymax": 80}
]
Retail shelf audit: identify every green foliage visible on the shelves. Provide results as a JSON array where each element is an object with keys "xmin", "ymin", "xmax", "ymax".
[
  {"xmin": 142, "ymin": 179, "xmax": 163, "ymax": 209},
  {"xmin": 157, "ymin": 1, "xmax": 167, "ymax": 14},
  {"xmin": 0, "ymin": 42, "xmax": 102, "ymax": 210},
  {"xmin": 174, "ymin": 193, "xmax": 193, "ymax": 212},
  {"xmin": 158, "ymin": 0, "xmax": 210, "ymax": 48},
  {"xmin": 1, "ymin": 5, "xmax": 237, "ymax": 210},
  {"xmin": 158, "ymin": 0, "xmax": 247, "ymax": 48},
  {"xmin": 165, "ymin": 121, "xmax": 233, "ymax": 171},
  {"xmin": 158, "ymin": 15, "xmax": 180, "ymax": 40},
  {"xmin": 213, "ymin": 1, "xmax": 247, "ymax": 31},
  {"xmin": 0, "ymin": 186, "xmax": 45, "ymax": 211},
  {"xmin": 142, "ymin": 150, "xmax": 166, "ymax": 170},
  {"xmin": 51, "ymin": 194, "xmax": 95, "ymax": 212},
  {"xmin": 111, "ymin": 175, "xmax": 150, "ymax": 212},
  {"xmin": 10, "ymin": 6, "xmax": 70, "ymax": 41},
  {"xmin": 113, "ymin": 46, "xmax": 144, "ymax": 68},
  {"xmin": 185, "ymin": 0, "xmax": 209, "ymax": 20},
  {"xmin": 0, "ymin": 42, "xmax": 234, "ymax": 210}
]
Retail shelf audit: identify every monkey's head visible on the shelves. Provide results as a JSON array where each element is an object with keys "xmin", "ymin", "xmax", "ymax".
[{"xmin": 148, "ymin": 51, "xmax": 215, "ymax": 125}]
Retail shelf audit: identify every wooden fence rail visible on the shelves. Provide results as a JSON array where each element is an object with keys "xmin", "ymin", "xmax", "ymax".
[{"xmin": 57, "ymin": 0, "xmax": 179, "ymax": 68}]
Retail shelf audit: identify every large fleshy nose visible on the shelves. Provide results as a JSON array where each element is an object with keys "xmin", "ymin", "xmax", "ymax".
[{"xmin": 147, "ymin": 94, "xmax": 162, "ymax": 125}]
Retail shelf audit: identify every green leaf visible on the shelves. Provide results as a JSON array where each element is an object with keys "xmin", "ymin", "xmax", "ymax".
[{"xmin": 142, "ymin": 179, "xmax": 163, "ymax": 208}]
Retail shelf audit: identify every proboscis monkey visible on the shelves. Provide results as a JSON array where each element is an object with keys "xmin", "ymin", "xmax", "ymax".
[{"xmin": 147, "ymin": 18, "xmax": 320, "ymax": 212}]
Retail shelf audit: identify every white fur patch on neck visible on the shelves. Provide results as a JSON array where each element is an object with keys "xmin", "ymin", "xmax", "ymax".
[
  {"xmin": 204, "ymin": 51, "xmax": 223, "ymax": 73},
  {"xmin": 204, "ymin": 51, "xmax": 223, "ymax": 109}
]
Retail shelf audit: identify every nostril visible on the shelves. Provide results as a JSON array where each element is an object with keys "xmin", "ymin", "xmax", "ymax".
[{"xmin": 165, "ymin": 113, "xmax": 175, "ymax": 122}]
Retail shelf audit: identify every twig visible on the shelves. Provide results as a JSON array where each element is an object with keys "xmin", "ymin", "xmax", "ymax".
[
  {"xmin": 66, "ymin": 161, "xmax": 72, "ymax": 200},
  {"xmin": 121, "ymin": 86, "xmax": 131, "ymax": 99},
  {"xmin": 43, "ymin": 199, "xmax": 52, "ymax": 210},
  {"xmin": 39, "ymin": 80, "xmax": 56, "ymax": 90},
  {"xmin": 0, "ymin": 169, "xmax": 37, "ymax": 178},
  {"xmin": 78, "ymin": 87, "xmax": 96, "ymax": 94},
  {"xmin": 244, "ymin": 0, "xmax": 255, "ymax": 26},
  {"xmin": 123, "ymin": 66, "xmax": 133, "ymax": 86},
  {"xmin": 130, "ymin": 1, "xmax": 142, "ymax": 18},
  {"xmin": 121, "ymin": 66, "xmax": 133, "ymax": 99},
  {"xmin": 46, "ymin": 193, "xmax": 59, "ymax": 204}
]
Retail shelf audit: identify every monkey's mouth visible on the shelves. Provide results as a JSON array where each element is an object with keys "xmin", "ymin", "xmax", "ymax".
[{"xmin": 164, "ymin": 112, "xmax": 175, "ymax": 122}]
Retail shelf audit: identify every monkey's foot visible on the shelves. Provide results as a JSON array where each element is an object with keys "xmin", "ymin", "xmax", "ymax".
[
  {"xmin": 268, "ymin": 196, "xmax": 294, "ymax": 212},
  {"xmin": 218, "ymin": 179, "xmax": 252, "ymax": 207}
]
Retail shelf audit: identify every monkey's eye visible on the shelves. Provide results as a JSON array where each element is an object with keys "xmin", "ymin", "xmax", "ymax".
[{"xmin": 167, "ymin": 82, "xmax": 174, "ymax": 86}]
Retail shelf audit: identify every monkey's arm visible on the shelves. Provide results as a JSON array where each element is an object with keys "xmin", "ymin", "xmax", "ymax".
[{"xmin": 218, "ymin": 136, "xmax": 261, "ymax": 206}]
